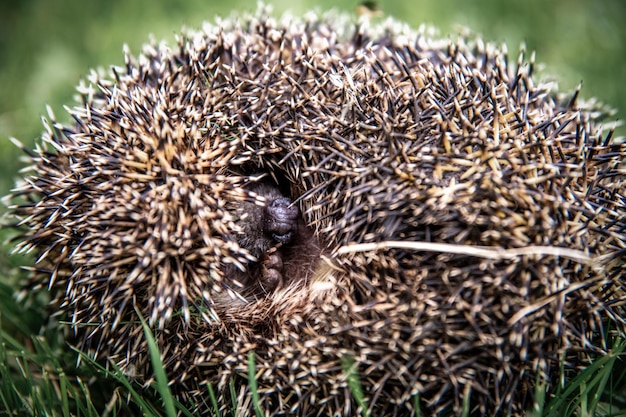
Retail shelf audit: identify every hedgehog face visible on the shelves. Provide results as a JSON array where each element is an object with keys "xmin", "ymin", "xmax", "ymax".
[
  {"xmin": 224, "ymin": 180, "xmax": 322, "ymax": 300},
  {"xmin": 233, "ymin": 182, "xmax": 298, "ymax": 259}
]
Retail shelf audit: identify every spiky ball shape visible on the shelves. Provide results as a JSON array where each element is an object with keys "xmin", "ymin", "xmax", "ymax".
[{"xmin": 6, "ymin": 6, "xmax": 626, "ymax": 416}]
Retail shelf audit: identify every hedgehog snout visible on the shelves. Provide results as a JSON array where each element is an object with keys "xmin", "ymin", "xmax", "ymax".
[{"xmin": 264, "ymin": 197, "xmax": 298, "ymax": 244}]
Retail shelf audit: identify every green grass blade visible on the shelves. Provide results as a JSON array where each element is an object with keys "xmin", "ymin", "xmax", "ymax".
[
  {"xmin": 75, "ymin": 349, "xmax": 161, "ymax": 416},
  {"xmin": 206, "ymin": 382, "xmax": 220, "ymax": 417},
  {"xmin": 229, "ymin": 378, "xmax": 238, "ymax": 415},
  {"xmin": 248, "ymin": 351, "xmax": 264, "ymax": 417},
  {"xmin": 530, "ymin": 373, "xmax": 547, "ymax": 417},
  {"xmin": 341, "ymin": 354, "xmax": 370, "ymax": 417},
  {"xmin": 543, "ymin": 336, "xmax": 626, "ymax": 417},
  {"xmin": 413, "ymin": 393, "xmax": 422, "ymax": 417},
  {"xmin": 137, "ymin": 310, "xmax": 177, "ymax": 417},
  {"xmin": 59, "ymin": 370, "xmax": 70, "ymax": 417},
  {"xmin": 460, "ymin": 383, "xmax": 471, "ymax": 417}
]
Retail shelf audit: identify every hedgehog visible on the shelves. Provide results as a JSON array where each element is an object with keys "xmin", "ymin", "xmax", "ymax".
[{"xmin": 5, "ymin": 5, "xmax": 626, "ymax": 416}]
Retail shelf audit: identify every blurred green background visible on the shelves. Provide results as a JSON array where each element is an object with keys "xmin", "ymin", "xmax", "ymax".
[{"xmin": 0, "ymin": 0, "xmax": 625, "ymax": 213}]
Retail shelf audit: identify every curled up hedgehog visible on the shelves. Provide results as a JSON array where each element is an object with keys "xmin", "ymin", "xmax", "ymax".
[{"xmin": 5, "ymin": 5, "xmax": 626, "ymax": 416}]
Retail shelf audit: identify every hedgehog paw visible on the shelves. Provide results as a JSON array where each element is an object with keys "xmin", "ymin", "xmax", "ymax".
[{"xmin": 260, "ymin": 246, "xmax": 284, "ymax": 292}]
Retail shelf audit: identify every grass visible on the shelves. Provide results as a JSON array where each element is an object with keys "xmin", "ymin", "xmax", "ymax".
[
  {"xmin": 138, "ymin": 311, "xmax": 177, "ymax": 417},
  {"xmin": 248, "ymin": 352, "xmax": 263, "ymax": 417},
  {"xmin": 1, "ymin": 300, "xmax": 625, "ymax": 417},
  {"xmin": 341, "ymin": 354, "xmax": 370, "ymax": 417},
  {"xmin": 541, "ymin": 336, "xmax": 626, "ymax": 417},
  {"xmin": 0, "ymin": 283, "xmax": 193, "ymax": 417}
]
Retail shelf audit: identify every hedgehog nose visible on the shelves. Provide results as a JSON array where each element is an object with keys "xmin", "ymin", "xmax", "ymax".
[{"xmin": 265, "ymin": 197, "xmax": 298, "ymax": 244}]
